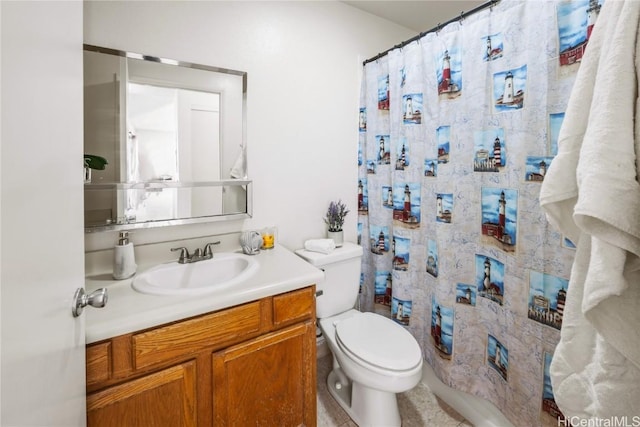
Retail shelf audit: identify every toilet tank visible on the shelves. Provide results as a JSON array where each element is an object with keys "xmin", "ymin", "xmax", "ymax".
[{"xmin": 295, "ymin": 242, "xmax": 363, "ymax": 319}]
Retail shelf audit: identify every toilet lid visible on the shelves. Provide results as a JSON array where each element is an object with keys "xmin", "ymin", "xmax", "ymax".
[{"xmin": 335, "ymin": 312, "xmax": 422, "ymax": 371}]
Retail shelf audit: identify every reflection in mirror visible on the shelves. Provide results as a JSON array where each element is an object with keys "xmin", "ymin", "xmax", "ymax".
[
  {"xmin": 83, "ymin": 45, "xmax": 250, "ymax": 231},
  {"xmin": 85, "ymin": 183, "xmax": 248, "ymax": 227},
  {"xmin": 127, "ymin": 84, "xmax": 221, "ymax": 182}
]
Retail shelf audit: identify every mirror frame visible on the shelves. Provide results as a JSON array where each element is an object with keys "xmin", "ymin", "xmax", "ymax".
[{"xmin": 83, "ymin": 44, "xmax": 251, "ymax": 233}]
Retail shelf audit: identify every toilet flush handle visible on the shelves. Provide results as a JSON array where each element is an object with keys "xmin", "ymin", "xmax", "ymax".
[{"xmin": 316, "ymin": 268, "xmax": 325, "ymax": 297}]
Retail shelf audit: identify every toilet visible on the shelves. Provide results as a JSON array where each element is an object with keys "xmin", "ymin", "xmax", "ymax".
[{"xmin": 296, "ymin": 242, "xmax": 423, "ymax": 427}]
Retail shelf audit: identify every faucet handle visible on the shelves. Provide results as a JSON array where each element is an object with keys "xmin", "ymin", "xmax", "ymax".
[
  {"xmin": 203, "ymin": 241, "xmax": 221, "ymax": 257},
  {"xmin": 170, "ymin": 247, "xmax": 190, "ymax": 264}
]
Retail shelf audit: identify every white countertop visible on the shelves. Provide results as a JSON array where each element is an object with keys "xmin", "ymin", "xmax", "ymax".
[{"xmin": 85, "ymin": 245, "xmax": 325, "ymax": 344}]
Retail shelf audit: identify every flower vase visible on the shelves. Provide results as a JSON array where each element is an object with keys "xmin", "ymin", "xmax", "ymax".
[{"xmin": 327, "ymin": 230, "xmax": 344, "ymax": 248}]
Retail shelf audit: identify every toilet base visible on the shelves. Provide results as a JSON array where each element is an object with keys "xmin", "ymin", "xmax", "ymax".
[{"xmin": 326, "ymin": 368, "xmax": 401, "ymax": 427}]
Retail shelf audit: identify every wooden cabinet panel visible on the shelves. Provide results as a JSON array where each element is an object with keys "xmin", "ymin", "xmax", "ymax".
[
  {"xmin": 86, "ymin": 286, "xmax": 317, "ymax": 427},
  {"xmin": 87, "ymin": 361, "xmax": 197, "ymax": 427},
  {"xmin": 272, "ymin": 286, "xmax": 315, "ymax": 328},
  {"xmin": 212, "ymin": 321, "xmax": 317, "ymax": 427},
  {"xmin": 86, "ymin": 342, "xmax": 111, "ymax": 387},
  {"xmin": 133, "ymin": 301, "xmax": 261, "ymax": 370}
]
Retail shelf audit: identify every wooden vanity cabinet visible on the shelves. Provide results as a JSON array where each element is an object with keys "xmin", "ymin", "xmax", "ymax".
[
  {"xmin": 86, "ymin": 286, "xmax": 317, "ymax": 427},
  {"xmin": 87, "ymin": 361, "xmax": 197, "ymax": 426}
]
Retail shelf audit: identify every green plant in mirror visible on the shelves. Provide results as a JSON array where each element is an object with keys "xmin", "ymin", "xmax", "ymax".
[{"xmin": 84, "ymin": 154, "xmax": 108, "ymax": 170}]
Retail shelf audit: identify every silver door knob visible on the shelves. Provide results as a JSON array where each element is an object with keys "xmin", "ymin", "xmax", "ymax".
[{"xmin": 72, "ymin": 287, "xmax": 108, "ymax": 317}]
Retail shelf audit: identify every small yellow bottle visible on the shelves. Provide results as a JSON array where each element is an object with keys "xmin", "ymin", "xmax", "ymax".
[{"xmin": 261, "ymin": 227, "xmax": 275, "ymax": 249}]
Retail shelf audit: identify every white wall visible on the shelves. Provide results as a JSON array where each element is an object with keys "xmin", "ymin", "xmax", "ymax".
[{"xmin": 84, "ymin": 1, "xmax": 414, "ymax": 252}]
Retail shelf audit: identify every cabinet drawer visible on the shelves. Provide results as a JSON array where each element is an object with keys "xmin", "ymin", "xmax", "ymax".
[
  {"xmin": 272, "ymin": 286, "xmax": 315, "ymax": 328},
  {"xmin": 133, "ymin": 301, "xmax": 262, "ymax": 370},
  {"xmin": 86, "ymin": 342, "xmax": 112, "ymax": 386}
]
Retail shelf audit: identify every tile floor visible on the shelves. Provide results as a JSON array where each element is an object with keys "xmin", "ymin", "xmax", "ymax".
[{"xmin": 316, "ymin": 353, "xmax": 473, "ymax": 427}]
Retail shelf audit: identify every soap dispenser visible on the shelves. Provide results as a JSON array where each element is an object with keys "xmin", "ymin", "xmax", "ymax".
[{"xmin": 113, "ymin": 231, "xmax": 137, "ymax": 280}]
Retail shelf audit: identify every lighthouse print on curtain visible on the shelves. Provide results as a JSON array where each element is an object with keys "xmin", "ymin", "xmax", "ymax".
[{"xmin": 357, "ymin": 1, "xmax": 603, "ymax": 426}]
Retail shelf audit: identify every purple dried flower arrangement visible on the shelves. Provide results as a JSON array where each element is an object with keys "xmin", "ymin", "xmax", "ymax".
[{"xmin": 323, "ymin": 200, "xmax": 350, "ymax": 232}]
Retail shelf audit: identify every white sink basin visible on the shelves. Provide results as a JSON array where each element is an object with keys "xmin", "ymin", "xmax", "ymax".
[{"xmin": 132, "ymin": 253, "xmax": 259, "ymax": 296}]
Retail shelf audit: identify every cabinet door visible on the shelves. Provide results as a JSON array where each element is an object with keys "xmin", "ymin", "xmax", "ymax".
[
  {"xmin": 87, "ymin": 361, "xmax": 197, "ymax": 427},
  {"xmin": 212, "ymin": 321, "xmax": 317, "ymax": 427}
]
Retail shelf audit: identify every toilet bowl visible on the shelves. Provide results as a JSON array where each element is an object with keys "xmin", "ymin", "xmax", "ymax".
[
  {"xmin": 296, "ymin": 242, "xmax": 423, "ymax": 427},
  {"xmin": 319, "ymin": 310, "xmax": 423, "ymax": 427}
]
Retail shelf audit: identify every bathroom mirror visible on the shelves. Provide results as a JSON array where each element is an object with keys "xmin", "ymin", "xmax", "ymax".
[{"xmin": 83, "ymin": 44, "xmax": 250, "ymax": 232}]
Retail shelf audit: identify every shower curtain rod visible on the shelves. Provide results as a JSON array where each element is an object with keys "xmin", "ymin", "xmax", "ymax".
[{"xmin": 363, "ymin": 0, "xmax": 500, "ymax": 65}]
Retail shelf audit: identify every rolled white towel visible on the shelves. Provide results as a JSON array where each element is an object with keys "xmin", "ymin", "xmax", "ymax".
[{"xmin": 304, "ymin": 239, "xmax": 336, "ymax": 254}]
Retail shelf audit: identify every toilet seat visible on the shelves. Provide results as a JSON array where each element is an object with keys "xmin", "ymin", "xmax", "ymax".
[{"xmin": 335, "ymin": 312, "xmax": 422, "ymax": 372}]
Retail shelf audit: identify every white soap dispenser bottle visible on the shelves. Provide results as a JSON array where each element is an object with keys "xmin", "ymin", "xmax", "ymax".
[{"xmin": 113, "ymin": 231, "xmax": 137, "ymax": 280}]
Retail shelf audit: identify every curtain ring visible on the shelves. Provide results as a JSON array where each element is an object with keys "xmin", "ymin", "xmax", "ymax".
[{"xmin": 460, "ymin": 11, "xmax": 464, "ymax": 24}]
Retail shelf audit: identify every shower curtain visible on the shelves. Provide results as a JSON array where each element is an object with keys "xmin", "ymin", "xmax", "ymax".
[{"xmin": 357, "ymin": 1, "xmax": 601, "ymax": 425}]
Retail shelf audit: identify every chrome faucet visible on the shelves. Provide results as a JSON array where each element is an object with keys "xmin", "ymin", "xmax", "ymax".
[
  {"xmin": 191, "ymin": 248, "xmax": 205, "ymax": 262},
  {"xmin": 171, "ymin": 241, "xmax": 221, "ymax": 264},
  {"xmin": 203, "ymin": 241, "xmax": 220, "ymax": 258}
]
